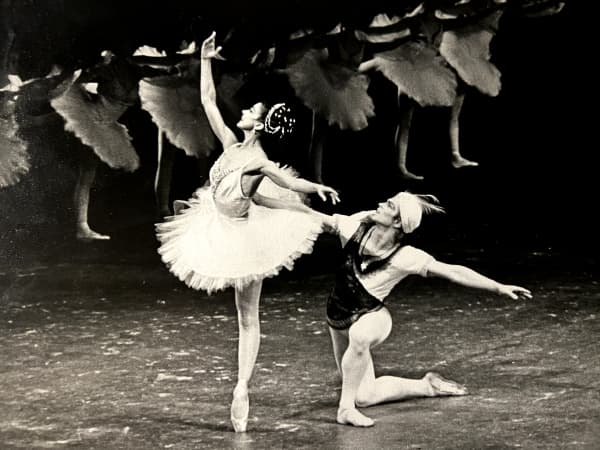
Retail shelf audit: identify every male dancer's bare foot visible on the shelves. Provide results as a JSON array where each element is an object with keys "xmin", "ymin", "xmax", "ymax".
[
  {"xmin": 76, "ymin": 226, "xmax": 110, "ymax": 241},
  {"xmin": 425, "ymin": 372, "xmax": 468, "ymax": 397},
  {"xmin": 337, "ymin": 408, "xmax": 375, "ymax": 427},
  {"xmin": 231, "ymin": 383, "xmax": 249, "ymax": 433},
  {"xmin": 399, "ymin": 166, "xmax": 424, "ymax": 181},
  {"xmin": 451, "ymin": 156, "xmax": 479, "ymax": 169}
]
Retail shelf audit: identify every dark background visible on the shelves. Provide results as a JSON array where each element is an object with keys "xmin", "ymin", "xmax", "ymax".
[{"xmin": 0, "ymin": 2, "xmax": 595, "ymax": 269}]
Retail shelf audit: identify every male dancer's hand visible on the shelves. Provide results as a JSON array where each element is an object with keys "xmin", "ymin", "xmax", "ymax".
[{"xmin": 498, "ymin": 284, "xmax": 532, "ymax": 300}]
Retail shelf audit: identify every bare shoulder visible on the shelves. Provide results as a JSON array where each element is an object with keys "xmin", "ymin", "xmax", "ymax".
[{"xmin": 243, "ymin": 152, "xmax": 273, "ymax": 173}]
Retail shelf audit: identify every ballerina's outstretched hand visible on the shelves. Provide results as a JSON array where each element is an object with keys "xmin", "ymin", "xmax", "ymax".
[
  {"xmin": 316, "ymin": 184, "xmax": 341, "ymax": 205},
  {"xmin": 201, "ymin": 32, "xmax": 226, "ymax": 61}
]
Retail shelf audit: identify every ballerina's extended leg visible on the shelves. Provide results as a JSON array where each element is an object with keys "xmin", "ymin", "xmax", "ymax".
[
  {"xmin": 154, "ymin": 129, "xmax": 176, "ymax": 218},
  {"xmin": 75, "ymin": 150, "xmax": 109, "ymax": 241},
  {"xmin": 450, "ymin": 91, "xmax": 479, "ymax": 169},
  {"xmin": 395, "ymin": 94, "xmax": 423, "ymax": 181}
]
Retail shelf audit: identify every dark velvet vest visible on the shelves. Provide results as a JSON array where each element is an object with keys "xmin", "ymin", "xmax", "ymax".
[{"xmin": 326, "ymin": 221, "xmax": 395, "ymax": 329}]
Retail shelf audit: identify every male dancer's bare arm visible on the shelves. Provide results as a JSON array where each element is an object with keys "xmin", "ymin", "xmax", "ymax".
[{"xmin": 426, "ymin": 261, "xmax": 532, "ymax": 300}]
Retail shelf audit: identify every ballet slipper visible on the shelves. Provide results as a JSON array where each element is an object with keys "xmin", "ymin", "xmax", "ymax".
[
  {"xmin": 230, "ymin": 384, "xmax": 249, "ymax": 433},
  {"xmin": 337, "ymin": 407, "xmax": 374, "ymax": 427},
  {"xmin": 425, "ymin": 372, "xmax": 468, "ymax": 396}
]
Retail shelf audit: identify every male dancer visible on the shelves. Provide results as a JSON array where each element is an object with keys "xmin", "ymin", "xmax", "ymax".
[{"xmin": 319, "ymin": 192, "xmax": 531, "ymax": 427}]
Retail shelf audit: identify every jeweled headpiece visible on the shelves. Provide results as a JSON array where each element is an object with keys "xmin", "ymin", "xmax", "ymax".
[{"xmin": 264, "ymin": 103, "xmax": 296, "ymax": 138}]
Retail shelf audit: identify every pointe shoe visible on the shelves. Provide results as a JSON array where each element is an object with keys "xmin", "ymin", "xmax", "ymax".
[
  {"xmin": 230, "ymin": 385, "xmax": 249, "ymax": 433},
  {"xmin": 425, "ymin": 372, "xmax": 468, "ymax": 396}
]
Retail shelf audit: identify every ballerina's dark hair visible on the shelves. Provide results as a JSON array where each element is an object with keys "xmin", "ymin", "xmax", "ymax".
[{"xmin": 263, "ymin": 103, "xmax": 296, "ymax": 139}]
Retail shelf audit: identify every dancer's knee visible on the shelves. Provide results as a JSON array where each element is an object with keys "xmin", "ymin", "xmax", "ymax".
[
  {"xmin": 346, "ymin": 330, "xmax": 372, "ymax": 356},
  {"xmin": 349, "ymin": 309, "xmax": 392, "ymax": 349},
  {"xmin": 355, "ymin": 384, "xmax": 377, "ymax": 407}
]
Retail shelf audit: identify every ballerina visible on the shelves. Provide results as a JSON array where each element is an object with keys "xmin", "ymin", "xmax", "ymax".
[
  {"xmin": 156, "ymin": 32, "xmax": 340, "ymax": 433},
  {"xmin": 50, "ymin": 51, "xmax": 170, "ymax": 240},
  {"xmin": 281, "ymin": 4, "xmax": 420, "ymax": 182},
  {"xmin": 279, "ymin": 26, "xmax": 375, "ymax": 183},
  {"xmin": 434, "ymin": 0, "xmax": 565, "ymax": 171},
  {"xmin": 7, "ymin": 70, "xmax": 78, "ymax": 189},
  {"xmin": 359, "ymin": 3, "xmax": 502, "ymax": 180}
]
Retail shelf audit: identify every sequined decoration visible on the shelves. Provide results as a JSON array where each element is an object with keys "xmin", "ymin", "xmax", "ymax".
[
  {"xmin": 264, "ymin": 103, "xmax": 296, "ymax": 139},
  {"xmin": 209, "ymin": 154, "xmax": 240, "ymax": 194}
]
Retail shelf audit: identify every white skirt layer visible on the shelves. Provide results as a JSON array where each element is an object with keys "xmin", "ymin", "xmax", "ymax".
[
  {"xmin": 156, "ymin": 188, "xmax": 322, "ymax": 294},
  {"xmin": 1, "ymin": 108, "xmax": 30, "ymax": 188}
]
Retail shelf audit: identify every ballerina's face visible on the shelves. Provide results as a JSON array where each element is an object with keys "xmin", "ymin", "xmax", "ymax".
[{"xmin": 237, "ymin": 102, "xmax": 268, "ymax": 131}]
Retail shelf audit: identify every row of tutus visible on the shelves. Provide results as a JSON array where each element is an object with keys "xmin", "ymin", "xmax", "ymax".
[{"xmin": 1, "ymin": 0, "xmax": 565, "ymax": 187}]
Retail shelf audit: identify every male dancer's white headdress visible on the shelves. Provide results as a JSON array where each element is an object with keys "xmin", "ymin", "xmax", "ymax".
[{"xmin": 390, "ymin": 192, "xmax": 444, "ymax": 234}]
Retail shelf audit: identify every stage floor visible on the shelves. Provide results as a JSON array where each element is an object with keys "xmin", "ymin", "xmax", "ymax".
[{"xmin": 1, "ymin": 234, "xmax": 598, "ymax": 449}]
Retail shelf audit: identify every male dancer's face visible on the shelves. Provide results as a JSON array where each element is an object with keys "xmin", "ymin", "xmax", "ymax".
[{"xmin": 371, "ymin": 198, "xmax": 402, "ymax": 230}]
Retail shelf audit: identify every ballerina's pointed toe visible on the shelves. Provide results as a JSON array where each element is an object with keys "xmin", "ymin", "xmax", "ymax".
[{"xmin": 230, "ymin": 386, "xmax": 249, "ymax": 432}]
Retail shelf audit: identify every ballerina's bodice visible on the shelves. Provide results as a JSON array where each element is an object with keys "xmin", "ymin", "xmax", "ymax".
[{"xmin": 209, "ymin": 147, "xmax": 256, "ymax": 219}]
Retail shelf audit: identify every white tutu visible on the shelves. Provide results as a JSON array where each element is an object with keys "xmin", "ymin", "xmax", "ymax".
[
  {"xmin": 156, "ymin": 186, "xmax": 322, "ymax": 294},
  {"xmin": 439, "ymin": 11, "xmax": 504, "ymax": 97},
  {"xmin": 370, "ymin": 41, "xmax": 458, "ymax": 107},
  {"xmin": 1, "ymin": 95, "xmax": 30, "ymax": 188},
  {"xmin": 50, "ymin": 83, "xmax": 139, "ymax": 171},
  {"xmin": 280, "ymin": 48, "xmax": 375, "ymax": 131}
]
